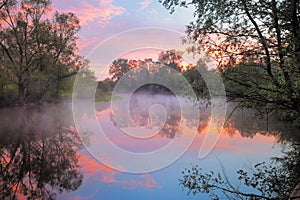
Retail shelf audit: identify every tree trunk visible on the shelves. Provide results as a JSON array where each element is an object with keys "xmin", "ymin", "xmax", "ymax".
[{"xmin": 18, "ymin": 82, "xmax": 25, "ymax": 104}]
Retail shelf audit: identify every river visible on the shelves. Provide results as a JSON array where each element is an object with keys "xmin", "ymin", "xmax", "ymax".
[{"xmin": 0, "ymin": 94, "xmax": 299, "ymax": 199}]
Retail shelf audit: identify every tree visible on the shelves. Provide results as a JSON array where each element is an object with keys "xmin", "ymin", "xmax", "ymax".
[
  {"xmin": 0, "ymin": 0, "xmax": 7, "ymax": 9},
  {"xmin": 0, "ymin": 0, "xmax": 83, "ymax": 104},
  {"xmin": 160, "ymin": 0, "xmax": 300, "ymax": 123},
  {"xmin": 158, "ymin": 49, "xmax": 183, "ymax": 72},
  {"xmin": 109, "ymin": 58, "xmax": 135, "ymax": 81},
  {"xmin": 182, "ymin": 63, "xmax": 209, "ymax": 100},
  {"xmin": 109, "ymin": 50, "xmax": 185, "ymax": 82}
]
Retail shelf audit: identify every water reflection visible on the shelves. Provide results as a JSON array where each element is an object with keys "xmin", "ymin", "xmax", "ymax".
[
  {"xmin": 110, "ymin": 92, "xmax": 183, "ymax": 139},
  {"xmin": 180, "ymin": 144, "xmax": 300, "ymax": 199},
  {"xmin": 0, "ymin": 97, "xmax": 299, "ymax": 199},
  {"xmin": 128, "ymin": 93, "xmax": 181, "ymax": 138},
  {"xmin": 179, "ymin": 104, "xmax": 300, "ymax": 199},
  {"xmin": 0, "ymin": 104, "xmax": 83, "ymax": 199},
  {"xmin": 225, "ymin": 104, "xmax": 300, "ymax": 142},
  {"xmin": 110, "ymin": 92, "xmax": 210, "ymax": 139}
]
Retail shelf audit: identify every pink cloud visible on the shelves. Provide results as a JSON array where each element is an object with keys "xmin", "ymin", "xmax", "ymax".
[
  {"xmin": 77, "ymin": 35, "xmax": 102, "ymax": 55},
  {"xmin": 53, "ymin": 0, "xmax": 125, "ymax": 27}
]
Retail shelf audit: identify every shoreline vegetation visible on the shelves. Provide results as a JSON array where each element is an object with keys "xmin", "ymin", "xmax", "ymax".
[{"xmin": 0, "ymin": 1, "xmax": 299, "ymax": 126}]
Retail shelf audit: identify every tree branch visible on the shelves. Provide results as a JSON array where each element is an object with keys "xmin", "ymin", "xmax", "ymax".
[{"xmin": 241, "ymin": 0, "xmax": 279, "ymax": 88}]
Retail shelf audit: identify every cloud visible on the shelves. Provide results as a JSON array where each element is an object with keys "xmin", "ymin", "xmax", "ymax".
[
  {"xmin": 138, "ymin": 0, "xmax": 152, "ymax": 11},
  {"xmin": 53, "ymin": 0, "xmax": 125, "ymax": 28},
  {"xmin": 77, "ymin": 35, "xmax": 102, "ymax": 55}
]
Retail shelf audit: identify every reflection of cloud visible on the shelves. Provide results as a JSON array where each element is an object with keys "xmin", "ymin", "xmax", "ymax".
[
  {"xmin": 79, "ymin": 153, "xmax": 117, "ymax": 182},
  {"xmin": 53, "ymin": 0, "xmax": 125, "ymax": 27},
  {"xmin": 78, "ymin": 153, "xmax": 161, "ymax": 189},
  {"xmin": 119, "ymin": 173, "xmax": 161, "ymax": 190},
  {"xmin": 138, "ymin": 0, "xmax": 152, "ymax": 11}
]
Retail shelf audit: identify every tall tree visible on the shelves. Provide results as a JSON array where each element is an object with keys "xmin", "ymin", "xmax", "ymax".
[
  {"xmin": 160, "ymin": 0, "xmax": 300, "ymax": 122},
  {"xmin": 158, "ymin": 50, "xmax": 183, "ymax": 72},
  {"xmin": 109, "ymin": 58, "xmax": 134, "ymax": 81},
  {"xmin": 0, "ymin": 0, "xmax": 83, "ymax": 104}
]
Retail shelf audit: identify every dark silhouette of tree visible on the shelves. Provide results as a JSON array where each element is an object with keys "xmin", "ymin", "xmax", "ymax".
[
  {"xmin": 0, "ymin": 0, "xmax": 86, "ymax": 104},
  {"xmin": 182, "ymin": 65, "xmax": 208, "ymax": 100},
  {"xmin": 0, "ymin": 0, "xmax": 7, "ymax": 9},
  {"xmin": 160, "ymin": 0, "xmax": 300, "ymax": 123}
]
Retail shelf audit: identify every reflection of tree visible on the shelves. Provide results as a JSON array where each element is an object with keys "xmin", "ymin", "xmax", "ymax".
[
  {"xmin": 179, "ymin": 145, "xmax": 300, "ymax": 200},
  {"xmin": 160, "ymin": 114, "xmax": 181, "ymax": 139},
  {"xmin": 0, "ymin": 105, "xmax": 83, "ymax": 199},
  {"xmin": 225, "ymin": 105, "xmax": 300, "ymax": 142},
  {"xmin": 0, "ymin": 127, "xmax": 83, "ymax": 200},
  {"xmin": 111, "ymin": 93, "xmax": 181, "ymax": 138},
  {"xmin": 129, "ymin": 93, "xmax": 181, "ymax": 139},
  {"xmin": 179, "ymin": 105, "xmax": 300, "ymax": 199}
]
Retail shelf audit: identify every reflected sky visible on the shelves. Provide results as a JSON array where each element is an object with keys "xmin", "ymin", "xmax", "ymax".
[
  {"xmin": 62, "ymin": 95, "xmax": 285, "ymax": 199},
  {"xmin": 0, "ymin": 96, "xmax": 291, "ymax": 199}
]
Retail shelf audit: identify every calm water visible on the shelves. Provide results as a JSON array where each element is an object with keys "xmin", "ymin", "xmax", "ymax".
[{"xmin": 0, "ymin": 94, "xmax": 297, "ymax": 199}]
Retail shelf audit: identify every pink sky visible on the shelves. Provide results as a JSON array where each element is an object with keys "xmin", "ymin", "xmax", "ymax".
[{"xmin": 52, "ymin": 0, "xmax": 194, "ymax": 56}]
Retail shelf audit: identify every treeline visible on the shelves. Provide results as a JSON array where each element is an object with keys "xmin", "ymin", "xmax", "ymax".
[
  {"xmin": 106, "ymin": 50, "xmax": 216, "ymax": 98},
  {"xmin": 107, "ymin": 47, "xmax": 300, "ymax": 125},
  {"xmin": 0, "ymin": 0, "xmax": 94, "ymax": 106}
]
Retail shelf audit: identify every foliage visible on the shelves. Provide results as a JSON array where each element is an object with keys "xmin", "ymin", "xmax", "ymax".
[
  {"xmin": 107, "ymin": 50, "xmax": 224, "ymax": 100},
  {"xmin": 108, "ymin": 51, "xmax": 189, "ymax": 95},
  {"xmin": 158, "ymin": 50, "xmax": 183, "ymax": 72},
  {"xmin": 181, "ymin": 60, "xmax": 222, "ymax": 101},
  {"xmin": 97, "ymin": 78, "xmax": 115, "ymax": 94},
  {"xmin": 160, "ymin": 0, "xmax": 300, "ymax": 123},
  {"xmin": 0, "ymin": 0, "xmax": 91, "ymax": 105}
]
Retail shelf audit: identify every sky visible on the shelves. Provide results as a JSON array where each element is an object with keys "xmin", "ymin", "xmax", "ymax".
[{"xmin": 52, "ymin": 0, "xmax": 194, "ymax": 56}]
